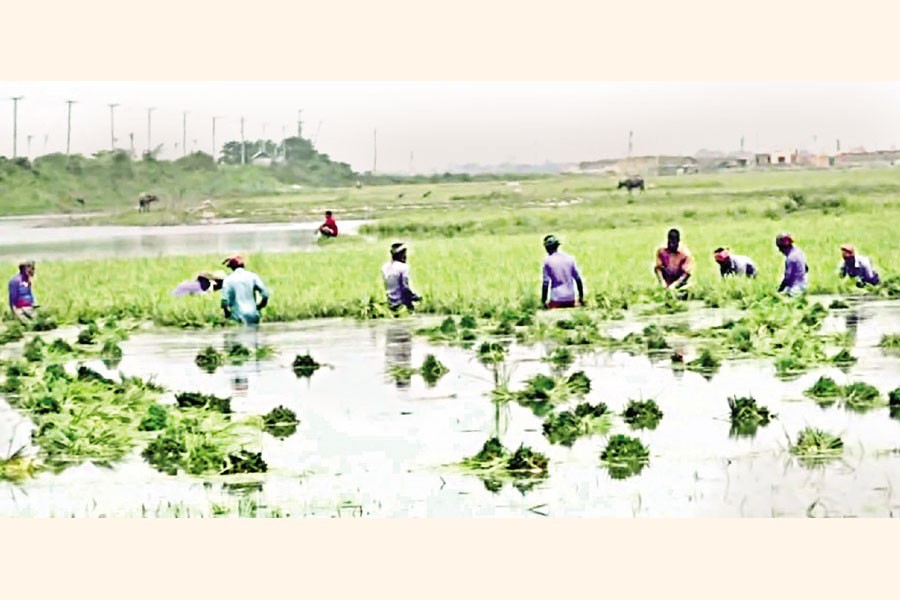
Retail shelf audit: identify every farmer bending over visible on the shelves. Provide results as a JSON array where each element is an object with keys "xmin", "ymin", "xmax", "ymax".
[
  {"xmin": 839, "ymin": 244, "xmax": 880, "ymax": 287},
  {"xmin": 775, "ymin": 233, "xmax": 808, "ymax": 296},
  {"xmin": 713, "ymin": 248, "xmax": 756, "ymax": 278},
  {"xmin": 655, "ymin": 228, "xmax": 694, "ymax": 289},
  {"xmin": 172, "ymin": 270, "xmax": 225, "ymax": 296},
  {"xmin": 541, "ymin": 234, "xmax": 584, "ymax": 309},
  {"xmin": 381, "ymin": 242, "xmax": 421, "ymax": 312},
  {"xmin": 318, "ymin": 210, "xmax": 338, "ymax": 238},
  {"xmin": 220, "ymin": 254, "xmax": 270, "ymax": 325},
  {"xmin": 8, "ymin": 260, "xmax": 38, "ymax": 323}
]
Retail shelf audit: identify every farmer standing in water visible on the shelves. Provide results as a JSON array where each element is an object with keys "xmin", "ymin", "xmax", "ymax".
[
  {"xmin": 775, "ymin": 233, "xmax": 808, "ymax": 296},
  {"xmin": 220, "ymin": 254, "xmax": 270, "ymax": 325},
  {"xmin": 541, "ymin": 234, "xmax": 584, "ymax": 309},
  {"xmin": 381, "ymin": 242, "xmax": 422, "ymax": 312},
  {"xmin": 655, "ymin": 228, "xmax": 694, "ymax": 290}
]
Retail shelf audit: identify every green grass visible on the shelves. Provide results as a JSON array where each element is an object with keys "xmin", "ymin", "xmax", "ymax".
[
  {"xmin": 727, "ymin": 396, "xmax": 774, "ymax": 437},
  {"xmin": 542, "ymin": 402, "xmax": 612, "ymax": 446},
  {"xmin": 622, "ymin": 399, "xmax": 664, "ymax": 431},
  {"xmin": 600, "ymin": 434, "xmax": 650, "ymax": 480},
  {"xmin": 790, "ymin": 427, "xmax": 843, "ymax": 466}
]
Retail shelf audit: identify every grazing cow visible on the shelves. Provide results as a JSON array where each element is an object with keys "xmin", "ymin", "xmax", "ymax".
[
  {"xmin": 617, "ymin": 177, "xmax": 645, "ymax": 193},
  {"xmin": 138, "ymin": 193, "xmax": 159, "ymax": 212},
  {"xmin": 74, "ymin": 198, "xmax": 85, "ymax": 207},
  {"xmin": 423, "ymin": 190, "xmax": 432, "ymax": 198}
]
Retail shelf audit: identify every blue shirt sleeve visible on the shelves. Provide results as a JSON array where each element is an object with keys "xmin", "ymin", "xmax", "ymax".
[
  {"xmin": 8, "ymin": 277, "xmax": 19, "ymax": 308},
  {"xmin": 254, "ymin": 275, "xmax": 270, "ymax": 300}
]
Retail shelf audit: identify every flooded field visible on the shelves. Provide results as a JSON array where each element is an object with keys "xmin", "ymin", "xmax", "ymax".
[
  {"xmin": 0, "ymin": 217, "xmax": 368, "ymax": 261},
  {"xmin": 2, "ymin": 298, "xmax": 899, "ymax": 517}
]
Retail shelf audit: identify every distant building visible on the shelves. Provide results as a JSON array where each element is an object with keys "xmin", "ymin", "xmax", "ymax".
[
  {"xmin": 834, "ymin": 150, "xmax": 900, "ymax": 167},
  {"xmin": 250, "ymin": 150, "xmax": 272, "ymax": 166}
]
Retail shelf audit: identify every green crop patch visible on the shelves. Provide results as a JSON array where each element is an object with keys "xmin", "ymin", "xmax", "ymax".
[
  {"xmin": 727, "ymin": 396, "xmax": 774, "ymax": 437},
  {"xmin": 600, "ymin": 434, "xmax": 650, "ymax": 480},
  {"xmin": 622, "ymin": 398, "xmax": 663, "ymax": 431}
]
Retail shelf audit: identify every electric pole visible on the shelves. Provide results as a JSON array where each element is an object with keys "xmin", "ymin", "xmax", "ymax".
[
  {"xmin": 240, "ymin": 116, "xmax": 245, "ymax": 165},
  {"xmin": 65, "ymin": 100, "xmax": 75, "ymax": 155},
  {"xmin": 108, "ymin": 103, "xmax": 119, "ymax": 150},
  {"xmin": 146, "ymin": 107, "xmax": 155, "ymax": 155},
  {"xmin": 11, "ymin": 96, "xmax": 23, "ymax": 158},
  {"xmin": 313, "ymin": 121, "xmax": 322, "ymax": 146},
  {"xmin": 27, "ymin": 134, "xmax": 32, "ymax": 159},
  {"xmin": 740, "ymin": 136, "xmax": 745, "ymax": 153},
  {"xmin": 129, "ymin": 133, "xmax": 135, "ymax": 157},
  {"xmin": 409, "ymin": 151, "xmax": 414, "ymax": 174},
  {"xmin": 628, "ymin": 130, "xmax": 633, "ymax": 157},
  {"xmin": 282, "ymin": 125, "xmax": 287, "ymax": 160},
  {"xmin": 297, "ymin": 109, "xmax": 302, "ymax": 137},
  {"xmin": 182, "ymin": 111, "xmax": 188, "ymax": 157},
  {"xmin": 372, "ymin": 128, "xmax": 377, "ymax": 174}
]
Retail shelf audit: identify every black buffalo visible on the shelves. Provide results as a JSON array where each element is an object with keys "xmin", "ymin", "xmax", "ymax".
[
  {"xmin": 138, "ymin": 194, "xmax": 159, "ymax": 212},
  {"xmin": 617, "ymin": 177, "xmax": 645, "ymax": 193}
]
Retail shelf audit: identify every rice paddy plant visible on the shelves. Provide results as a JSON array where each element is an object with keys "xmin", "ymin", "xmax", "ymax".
[
  {"xmin": 842, "ymin": 382, "xmax": 884, "ymax": 413},
  {"xmin": 543, "ymin": 346, "xmax": 574, "ymax": 371},
  {"xmin": 600, "ymin": 434, "xmax": 650, "ymax": 480},
  {"xmin": 890, "ymin": 388, "xmax": 900, "ymax": 419},
  {"xmin": 790, "ymin": 427, "xmax": 843, "ymax": 466},
  {"xmin": 880, "ymin": 334, "xmax": 900, "ymax": 352},
  {"xmin": 23, "ymin": 337, "xmax": 44, "ymax": 362},
  {"xmin": 830, "ymin": 348, "xmax": 857, "ymax": 366},
  {"xmin": 0, "ymin": 447, "xmax": 38, "ymax": 482},
  {"xmin": 420, "ymin": 354, "xmax": 449, "ymax": 386},
  {"xmin": 727, "ymin": 396, "xmax": 774, "ymax": 437},
  {"xmin": 829, "ymin": 299, "xmax": 850, "ymax": 309},
  {"xmin": 225, "ymin": 341, "xmax": 252, "ymax": 363},
  {"xmin": 195, "ymin": 346, "xmax": 224, "ymax": 373},
  {"xmin": 174, "ymin": 391, "xmax": 232, "ymax": 414},
  {"xmin": 804, "ymin": 376, "xmax": 842, "ymax": 403},
  {"xmin": 622, "ymin": 398, "xmax": 663, "ymax": 430},
  {"xmin": 477, "ymin": 341, "xmax": 507, "ymax": 365},
  {"xmin": 221, "ymin": 450, "xmax": 268, "ymax": 475},
  {"xmin": 542, "ymin": 402, "xmax": 611, "ymax": 446},
  {"xmin": 509, "ymin": 371, "xmax": 592, "ymax": 416},
  {"xmin": 76, "ymin": 323, "xmax": 100, "ymax": 345},
  {"xmin": 292, "ymin": 353, "xmax": 322, "ymax": 377},
  {"xmin": 458, "ymin": 437, "xmax": 549, "ymax": 490},
  {"xmin": 687, "ymin": 348, "xmax": 721, "ymax": 376},
  {"xmin": 138, "ymin": 403, "xmax": 168, "ymax": 432},
  {"xmin": 262, "ymin": 405, "xmax": 299, "ymax": 439},
  {"xmin": 0, "ymin": 322, "xmax": 25, "ymax": 345}
]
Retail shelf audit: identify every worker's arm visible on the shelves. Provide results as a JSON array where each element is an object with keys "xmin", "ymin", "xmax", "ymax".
[
  {"xmin": 653, "ymin": 250, "xmax": 668, "ymax": 287},
  {"xmin": 541, "ymin": 262, "xmax": 551, "ymax": 307},
  {"xmin": 254, "ymin": 276, "xmax": 270, "ymax": 310},
  {"xmin": 672, "ymin": 253, "xmax": 694, "ymax": 289},
  {"xmin": 221, "ymin": 281, "xmax": 233, "ymax": 319},
  {"xmin": 401, "ymin": 267, "xmax": 421, "ymax": 301},
  {"xmin": 8, "ymin": 278, "xmax": 18, "ymax": 315},
  {"xmin": 572, "ymin": 263, "xmax": 585, "ymax": 306}
]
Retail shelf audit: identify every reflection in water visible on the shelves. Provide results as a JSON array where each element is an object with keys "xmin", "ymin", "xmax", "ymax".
[
  {"xmin": 845, "ymin": 310, "xmax": 864, "ymax": 339},
  {"xmin": 384, "ymin": 324, "xmax": 413, "ymax": 389},
  {"xmin": 224, "ymin": 326, "xmax": 261, "ymax": 396}
]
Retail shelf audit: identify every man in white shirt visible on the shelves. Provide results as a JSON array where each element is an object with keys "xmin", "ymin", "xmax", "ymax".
[
  {"xmin": 220, "ymin": 254, "xmax": 270, "ymax": 325},
  {"xmin": 381, "ymin": 242, "xmax": 422, "ymax": 311},
  {"xmin": 713, "ymin": 248, "xmax": 757, "ymax": 278}
]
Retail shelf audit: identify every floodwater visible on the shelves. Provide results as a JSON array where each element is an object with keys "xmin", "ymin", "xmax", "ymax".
[
  {"xmin": 0, "ymin": 216, "xmax": 369, "ymax": 261},
  {"xmin": 1, "ymin": 299, "xmax": 899, "ymax": 517}
]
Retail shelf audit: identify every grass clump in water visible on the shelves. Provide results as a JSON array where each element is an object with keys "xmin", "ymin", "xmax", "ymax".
[
  {"xmin": 880, "ymin": 334, "xmax": 900, "ymax": 352},
  {"xmin": 687, "ymin": 348, "xmax": 721, "ymax": 374},
  {"xmin": 420, "ymin": 354, "xmax": 449, "ymax": 386},
  {"xmin": 138, "ymin": 404, "xmax": 169, "ymax": 432},
  {"xmin": 727, "ymin": 396, "xmax": 774, "ymax": 437},
  {"xmin": 622, "ymin": 398, "xmax": 663, "ymax": 430},
  {"xmin": 195, "ymin": 346, "xmax": 224, "ymax": 373},
  {"xmin": 600, "ymin": 434, "xmax": 650, "ymax": 480},
  {"xmin": 0, "ymin": 447, "xmax": 38, "ymax": 482},
  {"xmin": 477, "ymin": 341, "xmax": 506, "ymax": 365},
  {"xmin": 23, "ymin": 337, "xmax": 44, "ymax": 362},
  {"xmin": 175, "ymin": 391, "xmax": 232, "ymax": 414},
  {"xmin": 805, "ymin": 376, "xmax": 842, "ymax": 401},
  {"xmin": 542, "ymin": 402, "xmax": 611, "ymax": 446},
  {"xmin": 222, "ymin": 450, "xmax": 268, "ymax": 475},
  {"xmin": 829, "ymin": 299, "xmax": 850, "ymax": 309},
  {"xmin": 225, "ymin": 341, "xmax": 252, "ymax": 363},
  {"xmin": 0, "ymin": 322, "xmax": 25, "ymax": 345},
  {"xmin": 889, "ymin": 388, "xmax": 900, "ymax": 419},
  {"xmin": 790, "ymin": 427, "xmax": 843, "ymax": 466},
  {"xmin": 262, "ymin": 405, "xmax": 299, "ymax": 439},
  {"xmin": 76, "ymin": 323, "xmax": 100, "ymax": 345},
  {"xmin": 842, "ymin": 382, "xmax": 883, "ymax": 413},
  {"xmin": 544, "ymin": 346, "xmax": 574, "ymax": 371},
  {"xmin": 458, "ymin": 437, "xmax": 549, "ymax": 492},
  {"xmin": 292, "ymin": 353, "xmax": 322, "ymax": 377},
  {"xmin": 830, "ymin": 348, "xmax": 857, "ymax": 366}
]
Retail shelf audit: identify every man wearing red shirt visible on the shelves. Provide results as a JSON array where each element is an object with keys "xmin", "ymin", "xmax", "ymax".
[{"xmin": 318, "ymin": 210, "xmax": 338, "ymax": 237}]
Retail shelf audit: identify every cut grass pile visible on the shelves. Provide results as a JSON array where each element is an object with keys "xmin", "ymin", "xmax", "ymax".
[
  {"xmin": 542, "ymin": 402, "xmax": 612, "ymax": 446},
  {"xmin": 600, "ymin": 434, "xmax": 650, "ymax": 480},
  {"xmin": 292, "ymin": 353, "xmax": 322, "ymax": 378},
  {"xmin": 622, "ymin": 398, "xmax": 663, "ymax": 431},
  {"xmin": 262, "ymin": 405, "xmax": 299, "ymax": 439},
  {"xmin": 501, "ymin": 371, "xmax": 592, "ymax": 416},
  {"xmin": 727, "ymin": 396, "xmax": 774, "ymax": 437},
  {"xmin": 804, "ymin": 377, "xmax": 885, "ymax": 412},
  {"xmin": 790, "ymin": 427, "xmax": 843, "ymax": 466},
  {"xmin": 458, "ymin": 437, "xmax": 549, "ymax": 493}
]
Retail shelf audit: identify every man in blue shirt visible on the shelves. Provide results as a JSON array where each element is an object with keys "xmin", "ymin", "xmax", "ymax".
[
  {"xmin": 220, "ymin": 255, "xmax": 270, "ymax": 325},
  {"xmin": 775, "ymin": 233, "xmax": 808, "ymax": 296}
]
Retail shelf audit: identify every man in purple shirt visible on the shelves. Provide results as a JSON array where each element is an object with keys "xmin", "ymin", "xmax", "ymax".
[
  {"xmin": 172, "ymin": 271, "xmax": 225, "ymax": 296},
  {"xmin": 775, "ymin": 233, "xmax": 808, "ymax": 296},
  {"xmin": 8, "ymin": 260, "xmax": 38, "ymax": 323},
  {"xmin": 839, "ymin": 244, "xmax": 880, "ymax": 287},
  {"xmin": 541, "ymin": 234, "xmax": 584, "ymax": 309}
]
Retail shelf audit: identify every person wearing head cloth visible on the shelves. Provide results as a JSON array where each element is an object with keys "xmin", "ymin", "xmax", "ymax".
[
  {"xmin": 220, "ymin": 254, "xmax": 270, "ymax": 325},
  {"xmin": 713, "ymin": 247, "xmax": 757, "ymax": 278},
  {"xmin": 8, "ymin": 260, "xmax": 38, "ymax": 323},
  {"xmin": 775, "ymin": 233, "xmax": 808, "ymax": 296},
  {"xmin": 381, "ymin": 242, "xmax": 421, "ymax": 311},
  {"xmin": 654, "ymin": 228, "xmax": 694, "ymax": 289},
  {"xmin": 172, "ymin": 270, "xmax": 226, "ymax": 297},
  {"xmin": 541, "ymin": 234, "xmax": 584, "ymax": 309},
  {"xmin": 839, "ymin": 244, "xmax": 880, "ymax": 287}
]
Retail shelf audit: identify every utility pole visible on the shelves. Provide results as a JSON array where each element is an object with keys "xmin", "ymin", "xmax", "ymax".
[
  {"xmin": 129, "ymin": 132, "xmax": 135, "ymax": 157},
  {"xmin": 27, "ymin": 134, "xmax": 32, "ymax": 159},
  {"xmin": 182, "ymin": 111, "xmax": 188, "ymax": 157},
  {"xmin": 297, "ymin": 109, "xmax": 302, "ymax": 137},
  {"xmin": 740, "ymin": 136, "xmax": 745, "ymax": 153},
  {"xmin": 313, "ymin": 121, "xmax": 322, "ymax": 146},
  {"xmin": 372, "ymin": 128, "xmax": 377, "ymax": 174},
  {"xmin": 65, "ymin": 100, "xmax": 75, "ymax": 155},
  {"xmin": 108, "ymin": 103, "xmax": 119, "ymax": 150},
  {"xmin": 836, "ymin": 139, "xmax": 841, "ymax": 153},
  {"xmin": 212, "ymin": 116, "xmax": 222, "ymax": 161},
  {"xmin": 146, "ymin": 107, "xmax": 155, "ymax": 155},
  {"xmin": 240, "ymin": 116, "xmax": 245, "ymax": 165},
  {"xmin": 627, "ymin": 130, "xmax": 633, "ymax": 157},
  {"xmin": 409, "ymin": 151, "xmax": 414, "ymax": 174},
  {"xmin": 282, "ymin": 125, "xmax": 287, "ymax": 160},
  {"xmin": 11, "ymin": 96, "xmax": 23, "ymax": 158}
]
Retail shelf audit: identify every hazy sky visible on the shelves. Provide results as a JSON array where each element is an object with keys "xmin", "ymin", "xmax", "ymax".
[{"xmin": 0, "ymin": 82, "xmax": 898, "ymax": 173}]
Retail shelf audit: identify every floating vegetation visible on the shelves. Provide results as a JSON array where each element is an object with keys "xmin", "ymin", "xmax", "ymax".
[
  {"xmin": 174, "ymin": 391, "xmax": 232, "ymax": 414},
  {"xmin": 805, "ymin": 376, "xmax": 842, "ymax": 401},
  {"xmin": 459, "ymin": 315, "xmax": 478, "ymax": 329},
  {"xmin": 842, "ymin": 382, "xmax": 884, "ymax": 413},
  {"xmin": 28, "ymin": 313, "xmax": 58, "ymax": 332},
  {"xmin": 508, "ymin": 371, "xmax": 593, "ymax": 416},
  {"xmin": 890, "ymin": 388, "xmax": 900, "ymax": 420},
  {"xmin": 830, "ymin": 348, "xmax": 857, "ymax": 366},
  {"xmin": 387, "ymin": 365, "xmax": 417, "ymax": 386},
  {"xmin": 195, "ymin": 346, "xmax": 224, "ymax": 373},
  {"xmin": 622, "ymin": 398, "xmax": 663, "ymax": 430},
  {"xmin": 138, "ymin": 404, "xmax": 169, "ymax": 432},
  {"xmin": 880, "ymin": 334, "xmax": 900, "ymax": 352},
  {"xmin": 420, "ymin": 354, "xmax": 449, "ymax": 386},
  {"xmin": 727, "ymin": 396, "xmax": 774, "ymax": 437},
  {"xmin": 0, "ymin": 447, "xmax": 38, "ymax": 482},
  {"xmin": 791, "ymin": 427, "xmax": 843, "ymax": 466},
  {"xmin": 225, "ymin": 342, "xmax": 252, "ymax": 363},
  {"xmin": 542, "ymin": 402, "xmax": 611, "ymax": 446},
  {"xmin": 292, "ymin": 353, "xmax": 322, "ymax": 378},
  {"xmin": 600, "ymin": 434, "xmax": 650, "ymax": 480},
  {"xmin": 687, "ymin": 348, "xmax": 721, "ymax": 375},
  {"xmin": 544, "ymin": 346, "xmax": 574, "ymax": 371},
  {"xmin": 262, "ymin": 405, "xmax": 299, "ymax": 439},
  {"xmin": 458, "ymin": 437, "xmax": 549, "ymax": 490},
  {"xmin": 254, "ymin": 345, "xmax": 276, "ymax": 360},
  {"xmin": 100, "ymin": 339, "xmax": 124, "ymax": 368},
  {"xmin": 222, "ymin": 450, "xmax": 268, "ymax": 475},
  {"xmin": 23, "ymin": 337, "xmax": 44, "ymax": 362},
  {"xmin": 48, "ymin": 338, "xmax": 74, "ymax": 354},
  {"xmin": 76, "ymin": 323, "xmax": 100, "ymax": 345},
  {"xmin": 0, "ymin": 322, "xmax": 25, "ymax": 345},
  {"xmin": 477, "ymin": 341, "xmax": 506, "ymax": 365},
  {"xmin": 829, "ymin": 299, "xmax": 850, "ymax": 309}
]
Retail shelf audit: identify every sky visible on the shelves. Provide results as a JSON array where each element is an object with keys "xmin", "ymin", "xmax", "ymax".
[{"xmin": 0, "ymin": 81, "xmax": 898, "ymax": 173}]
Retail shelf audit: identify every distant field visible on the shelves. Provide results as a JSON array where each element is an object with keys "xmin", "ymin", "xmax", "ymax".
[{"xmin": 2, "ymin": 167, "xmax": 898, "ymax": 326}]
